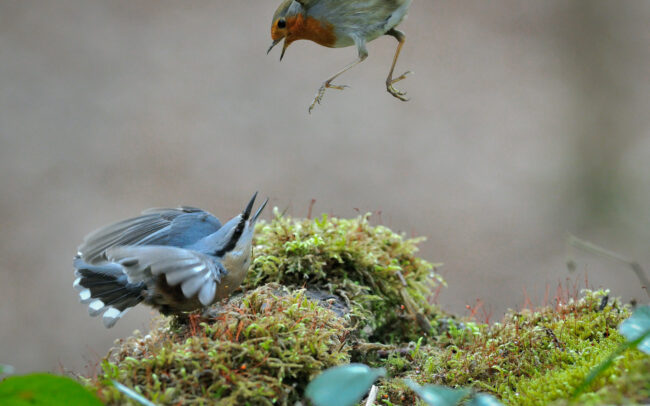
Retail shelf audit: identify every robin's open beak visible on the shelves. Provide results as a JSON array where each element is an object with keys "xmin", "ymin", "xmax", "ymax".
[
  {"xmin": 267, "ymin": 39, "xmax": 281, "ymax": 55},
  {"xmin": 267, "ymin": 38, "xmax": 289, "ymax": 61}
]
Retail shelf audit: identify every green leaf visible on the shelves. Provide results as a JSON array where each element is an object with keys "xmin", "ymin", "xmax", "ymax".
[
  {"xmin": 405, "ymin": 379, "xmax": 470, "ymax": 406},
  {"xmin": 112, "ymin": 380, "xmax": 157, "ymax": 406},
  {"xmin": 305, "ymin": 364, "xmax": 385, "ymax": 406},
  {"xmin": 468, "ymin": 393, "xmax": 504, "ymax": 406},
  {"xmin": 0, "ymin": 373, "xmax": 103, "ymax": 406},
  {"xmin": 619, "ymin": 305, "xmax": 650, "ymax": 354}
]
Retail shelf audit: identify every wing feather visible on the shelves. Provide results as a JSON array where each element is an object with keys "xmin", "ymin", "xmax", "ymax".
[
  {"xmin": 78, "ymin": 208, "xmax": 222, "ymax": 263},
  {"xmin": 105, "ymin": 246, "xmax": 227, "ymax": 302}
]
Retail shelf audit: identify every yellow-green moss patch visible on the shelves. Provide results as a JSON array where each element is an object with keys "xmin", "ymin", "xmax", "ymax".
[
  {"xmin": 248, "ymin": 210, "xmax": 446, "ymax": 343},
  {"xmin": 375, "ymin": 290, "xmax": 649, "ymax": 405}
]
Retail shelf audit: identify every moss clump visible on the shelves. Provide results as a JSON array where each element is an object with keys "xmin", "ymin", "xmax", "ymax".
[
  {"xmin": 247, "ymin": 210, "xmax": 446, "ymax": 343},
  {"xmin": 80, "ymin": 212, "xmax": 648, "ymax": 405},
  {"xmin": 87, "ymin": 284, "xmax": 351, "ymax": 405},
  {"xmin": 372, "ymin": 289, "xmax": 649, "ymax": 405}
]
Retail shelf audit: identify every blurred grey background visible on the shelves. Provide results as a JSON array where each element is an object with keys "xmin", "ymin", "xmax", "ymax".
[{"xmin": 1, "ymin": 0, "xmax": 649, "ymax": 374}]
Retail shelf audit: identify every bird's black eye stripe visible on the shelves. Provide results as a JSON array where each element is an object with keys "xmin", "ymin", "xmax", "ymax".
[
  {"xmin": 277, "ymin": 18, "xmax": 286, "ymax": 29},
  {"xmin": 214, "ymin": 218, "xmax": 246, "ymax": 257}
]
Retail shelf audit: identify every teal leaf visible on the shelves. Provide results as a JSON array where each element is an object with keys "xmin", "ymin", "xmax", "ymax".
[
  {"xmin": 0, "ymin": 364, "xmax": 14, "ymax": 376},
  {"xmin": 468, "ymin": 393, "xmax": 504, "ymax": 406},
  {"xmin": 0, "ymin": 373, "xmax": 103, "ymax": 406},
  {"xmin": 305, "ymin": 364, "xmax": 385, "ymax": 406},
  {"xmin": 112, "ymin": 380, "xmax": 157, "ymax": 406},
  {"xmin": 619, "ymin": 305, "xmax": 650, "ymax": 354},
  {"xmin": 405, "ymin": 379, "xmax": 470, "ymax": 406}
]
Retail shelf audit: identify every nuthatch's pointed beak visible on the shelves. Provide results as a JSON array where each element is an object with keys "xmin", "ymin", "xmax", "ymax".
[
  {"xmin": 242, "ymin": 192, "xmax": 258, "ymax": 221},
  {"xmin": 267, "ymin": 39, "xmax": 281, "ymax": 55},
  {"xmin": 252, "ymin": 198, "xmax": 268, "ymax": 223}
]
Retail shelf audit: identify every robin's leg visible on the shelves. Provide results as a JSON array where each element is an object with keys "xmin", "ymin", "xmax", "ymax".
[
  {"xmin": 309, "ymin": 42, "xmax": 369, "ymax": 113},
  {"xmin": 385, "ymin": 28, "xmax": 412, "ymax": 101}
]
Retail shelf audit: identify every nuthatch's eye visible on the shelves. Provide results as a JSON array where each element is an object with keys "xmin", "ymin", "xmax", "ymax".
[{"xmin": 277, "ymin": 18, "xmax": 286, "ymax": 29}]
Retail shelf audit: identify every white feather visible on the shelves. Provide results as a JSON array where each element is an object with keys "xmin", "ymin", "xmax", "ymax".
[
  {"xmin": 88, "ymin": 299, "xmax": 105, "ymax": 317},
  {"xmin": 181, "ymin": 274, "xmax": 208, "ymax": 298},
  {"xmin": 79, "ymin": 289, "xmax": 92, "ymax": 303},
  {"xmin": 165, "ymin": 265, "xmax": 205, "ymax": 286},
  {"xmin": 102, "ymin": 307, "xmax": 123, "ymax": 328},
  {"xmin": 198, "ymin": 280, "xmax": 216, "ymax": 306}
]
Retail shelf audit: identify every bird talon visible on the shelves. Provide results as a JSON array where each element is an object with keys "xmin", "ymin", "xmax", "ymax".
[
  {"xmin": 308, "ymin": 85, "xmax": 327, "ymax": 113},
  {"xmin": 308, "ymin": 82, "xmax": 349, "ymax": 113},
  {"xmin": 386, "ymin": 71, "xmax": 412, "ymax": 101},
  {"xmin": 387, "ymin": 85, "xmax": 409, "ymax": 101},
  {"xmin": 328, "ymin": 83, "xmax": 349, "ymax": 91}
]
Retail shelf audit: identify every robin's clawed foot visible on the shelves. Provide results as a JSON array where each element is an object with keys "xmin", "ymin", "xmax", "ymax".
[
  {"xmin": 386, "ymin": 70, "xmax": 413, "ymax": 101},
  {"xmin": 308, "ymin": 81, "xmax": 350, "ymax": 113}
]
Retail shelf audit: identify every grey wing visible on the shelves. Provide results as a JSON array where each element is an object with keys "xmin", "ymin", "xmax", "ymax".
[
  {"xmin": 294, "ymin": 0, "xmax": 321, "ymax": 10},
  {"xmin": 78, "ymin": 207, "xmax": 221, "ymax": 263},
  {"xmin": 106, "ymin": 245, "xmax": 226, "ymax": 306},
  {"xmin": 312, "ymin": 0, "xmax": 411, "ymax": 36}
]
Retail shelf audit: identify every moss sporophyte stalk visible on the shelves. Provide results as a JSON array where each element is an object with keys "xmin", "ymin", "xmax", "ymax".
[{"xmin": 82, "ymin": 211, "xmax": 649, "ymax": 405}]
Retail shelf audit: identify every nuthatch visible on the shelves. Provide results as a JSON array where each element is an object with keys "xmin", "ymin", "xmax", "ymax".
[
  {"xmin": 268, "ymin": 0, "xmax": 413, "ymax": 112},
  {"xmin": 73, "ymin": 193, "xmax": 268, "ymax": 328}
]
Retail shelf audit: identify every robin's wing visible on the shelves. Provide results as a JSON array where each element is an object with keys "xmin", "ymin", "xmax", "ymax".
[
  {"xmin": 106, "ymin": 245, "xmax": 226, "ymax": 306},
  {"xmin": 78, "ymin": 207, "xmax": 222, "ymax": 263},
  {"xmin": 309, "ymin": 0, "xmax": 412, "ymax": 34},
  {"xmin": 294, "ymin": 0, "xmax": 320, "ymax": 9}
]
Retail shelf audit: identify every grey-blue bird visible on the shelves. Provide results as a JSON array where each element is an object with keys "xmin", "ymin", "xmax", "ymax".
[{"xmin": 73, "ymin": 193, "xmax": 268, "ymax": 328}]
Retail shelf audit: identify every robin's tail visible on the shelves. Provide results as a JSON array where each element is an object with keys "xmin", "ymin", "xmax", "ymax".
[{"xmin": 73, "ymin": 257, "xmax": 146, "ymax": 328}]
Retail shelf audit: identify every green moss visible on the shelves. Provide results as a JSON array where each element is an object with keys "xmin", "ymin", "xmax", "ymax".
[
  {"xmin": 86, "ymin": 284, "xmax": 351, "ymax": 405},
  {"xmin": 247, "ymin": 210, "xmax": 446, "ymax": 343},
  {"xmin": 570, "ymin": 355, "xmax": 650, "ymax": 405},
  {"xmin": 81, "ymin": 212, "xmax": 648, "ymax": 406},
  {"xmin": 375, "ymin": 289, "xmax": 648, "ymax": 405}
]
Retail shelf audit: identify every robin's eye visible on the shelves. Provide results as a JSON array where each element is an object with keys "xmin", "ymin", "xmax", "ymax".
[{"xmin": 277, "ymin": 19, "xmax": 286, "ymax": 29}]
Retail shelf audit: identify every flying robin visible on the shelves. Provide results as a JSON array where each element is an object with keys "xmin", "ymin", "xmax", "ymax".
[{"xmin": 268, "ymin": 0, "xmax": 413, "ymax": 113}]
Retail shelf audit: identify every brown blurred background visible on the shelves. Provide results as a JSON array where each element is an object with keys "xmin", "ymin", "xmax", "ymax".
[{"xmin": 1, "ymin": 0, "xmax": 649, "ymax": 375}]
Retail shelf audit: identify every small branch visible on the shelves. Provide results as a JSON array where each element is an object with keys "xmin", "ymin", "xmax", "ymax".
[
  {"xmin": 567, "ymin": 234, "xmax": 650, "ymax": 299},
  {"xmin": 364, "ymin": 385, "xmax": 378, "ymax": 406},
  {"xmin": 307, "ymin": 198, "xmax": 316, "ymax": 219}
]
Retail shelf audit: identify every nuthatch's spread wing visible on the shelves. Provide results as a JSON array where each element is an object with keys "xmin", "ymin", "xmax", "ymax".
[
  {"xmin": 105, "ymin": 245, "xmax": 226, "ymax": 306},
  {"xmin": 78, "ymin": 207, "xmax": 222, "ymax": 263}
]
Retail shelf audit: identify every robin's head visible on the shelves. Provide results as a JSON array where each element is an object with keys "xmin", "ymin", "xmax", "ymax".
[
  {"xmin": 268, "ymin": 0, "xmax": 337, "ymax": 60},
  {"xmin": 268, "ymin": 0, "xmax": 302, "ymax": 60}
]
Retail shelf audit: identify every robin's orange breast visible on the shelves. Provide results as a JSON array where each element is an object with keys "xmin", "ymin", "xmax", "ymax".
[{"xmin": 286, "ymin": 14, "xmax": 337, "ymax": 48}]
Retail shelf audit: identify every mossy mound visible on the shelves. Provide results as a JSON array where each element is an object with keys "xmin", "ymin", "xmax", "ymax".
[
  {"xmin": 87, "ymin": 284, "xmax": 351, "ymax": 405},
  {"xmin": 247, "ymin": 210, "xmax": 446, "ymax": 343},
  {"xmin": 371, "ymin": 289, "xmax": 649, "ymax": 405},
  {"xmin": 81, "ymin": 213, "xmax": 648, "ymax": 405}
]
